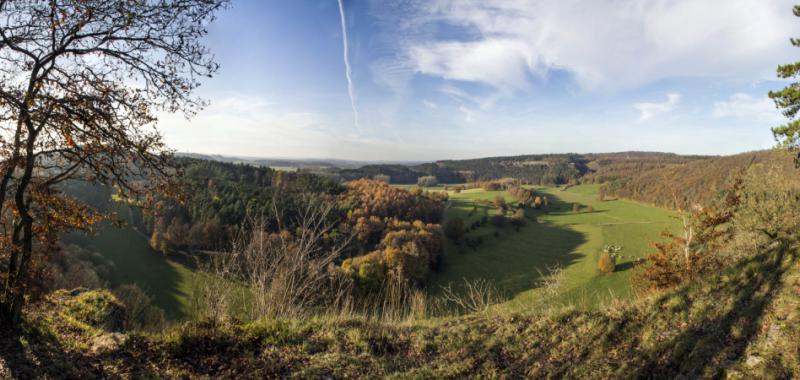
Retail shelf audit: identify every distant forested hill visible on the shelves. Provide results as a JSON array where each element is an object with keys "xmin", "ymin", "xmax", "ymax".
[
  {"xmin": 580, "ymin": 152, "xmax": 708, "ymax": 183},
  {"xmin": 600, "ymin": 150, "xmax": 799, "ymax": 209},
  {"xmin": 338, "ymin": 163, "xmax": 465, "ymax": 184},
  {"xmin": 338, "ymin": 152, "xmax": 708, "ymax": 186}
]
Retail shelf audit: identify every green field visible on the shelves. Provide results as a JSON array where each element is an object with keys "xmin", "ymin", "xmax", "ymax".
[
  {"xmin": 424, "ymin": 184, "xmax": 678, "ymax": 309},
  {"xmin": 71, "ymin": 183, "xmax": 675, "ymax": 319},
  {"xmin": 71, "ymin": 205, "xmax": 197, "ymax": 320}
]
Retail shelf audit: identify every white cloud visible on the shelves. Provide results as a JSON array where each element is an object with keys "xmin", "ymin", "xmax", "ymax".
[
  {"xmin": 458, "ymin": 105, "xmax": 474, "ymax": 122},
  {"xmin": 157, "ymin": 95, "xmax": 336, "ymax": 158},
  {"xmin": 422, "ymin": 99, "xmax": 438, "ymax": 109},
  {"xmin": 439, "ymin": 84, "xmax": 500, "ymax": 110},
  {"xmin": 712, "ymin": 93, "xmax": 782, "ymax": 122},
  {"xmin": 410, "ymin": 39, "xmax": 535, "ymax": 91},
  {"xmin": 399, "ymin": 0, "xmax": 796, "ymax": 91},
  {"xmin": 635, "ymin": 93, "xmax": 681, "ymax": 121}
]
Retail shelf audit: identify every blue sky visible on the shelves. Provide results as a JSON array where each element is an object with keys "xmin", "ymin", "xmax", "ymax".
[{"xmin": 158, "ymin": 0, "xmax": 800, "ymax": 161}]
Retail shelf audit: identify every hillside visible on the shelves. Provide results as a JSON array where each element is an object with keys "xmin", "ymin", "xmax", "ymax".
[
  {"xmin": 428, "ymin": 184, "xmax": 677, "ymax": 308},
  {"xmin": 2, "ymin": 242, "xmax": 796, "ymax": 378},
  {"xmin": 338, "ymin": 151, "xmax": 707, "ymax": 186},
  {"xmin": 603, "ymin": 150, "xmax": 799, "ymax": 209},
  {"xmin": 177, "ymin": 153, "xmax": 425, "ymax": 171}
]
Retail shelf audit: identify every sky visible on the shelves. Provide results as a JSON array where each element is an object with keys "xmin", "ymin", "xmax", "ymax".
[{"xmin": 158, "ymin": 0, "xmax": 800, "ymax": 161}]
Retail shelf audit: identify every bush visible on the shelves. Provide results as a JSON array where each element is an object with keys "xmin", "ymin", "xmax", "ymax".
[
  {"xmin": 598, "ymin": 253, "xmax": 616, "ymax": 273},
  {"xmin": 417, "ymin": 175, "xmax": 438, "ymax": 187},
  {"xmin": 444, "ymin": 218, "xmax": 465, "ymax": 241},
  {"xmin": 62, "ymin": 289, "xmax": 127, "ymax": 332},
  {"xmin": 572, "ymin": 203, "xmax": 580, "ymax": 213},
  {"xmin": 587, "ymin": 206, "xmax": 594, "ymax": 213},
  {"xmin": 113, "ymin": 284, "xmax": 166, "ymax": 332},
  {"xmin": 493, "ymin": 195, "xmax": 506, "ymax": 210},
  {"xmin": 490, "ymin": 214, "xmax": 506, "ymax": 227},
  {"xmin": 357, "ymin": 257, "xmax": 386, "ymax": 290},
  {"xmin": 510, "ymin": 209, "xmax": 526, "ymax": 226},
  {"xmin": 373, "ymin": 174, "xmax": 391, "ymax": 183}
]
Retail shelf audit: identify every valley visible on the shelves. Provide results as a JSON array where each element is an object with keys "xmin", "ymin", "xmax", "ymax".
[
  {"xmin": 72, "ymin": 182, "xmax": 677, "ymax": 320},
  {"xmin": 420, "ymin": 184, "xmax": 677, "ymax": 309}
]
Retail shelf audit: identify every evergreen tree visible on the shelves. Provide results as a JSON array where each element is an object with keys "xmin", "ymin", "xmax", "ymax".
[{"xmin": 769, "ymin": 5, "xmax": 800, "ymax": 163}]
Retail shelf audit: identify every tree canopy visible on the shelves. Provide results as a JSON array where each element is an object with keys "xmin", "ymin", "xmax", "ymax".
[
  {"xmin": 769, "ymin": 5, "xmax": 800, "ymax": 162},
  {"xmin": 0, "ymin": 0, "xmax": 227, "ymax": 325}
]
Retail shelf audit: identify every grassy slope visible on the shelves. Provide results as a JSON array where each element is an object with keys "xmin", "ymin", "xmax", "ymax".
[
  {"xmin": 77, "ymin": 205, "xmax": 196, "ymax": 320},
  {"xmin": 428, "ymin": 184, "xmax": 677, "ymax": 309},
  {"xmin": 3, "ymin": 245, "xmax": 797, "ymax": 378}
]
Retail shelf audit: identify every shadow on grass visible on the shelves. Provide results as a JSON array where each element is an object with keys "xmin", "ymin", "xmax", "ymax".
[
  {"xmin": 64, "ymin": 209, "xmax": 189, "ymax": 321},
  {"xmin": 432, "ymin": 192, "xmax": 586, "ymax": 301},
  {"xmin": 1, "ymin": 325, "xmax": 74, "ymax": 379},
  {"xmin": 544, "ymin": 244, "xmax": 796, "ymax": 377},
  {"xmin": 614, "ymin": 261, "xmax": 636, "ymax": 272},
  {"xmin": 0, "ymin": 322, "xmax": 160, "ymax": 378},
  {"xmin": 633, "ymin": 245, "xmax": 794, "ymax": 377}
]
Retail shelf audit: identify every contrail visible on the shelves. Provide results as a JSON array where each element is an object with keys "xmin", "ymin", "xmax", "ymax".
[{"xmin": 337, "ymin": 0, "xmax": 359, "ymax": 130}]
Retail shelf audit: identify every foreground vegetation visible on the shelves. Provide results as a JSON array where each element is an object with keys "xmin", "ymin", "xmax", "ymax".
[{"xmin": 2, "ymin": 240, "xmax": 797, "ymax": 378}]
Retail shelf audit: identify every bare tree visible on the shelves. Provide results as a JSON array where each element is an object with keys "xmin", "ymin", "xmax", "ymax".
[
  {"xmin": 0, "ymin": 0, "xmax": 227, "ymax": 325},
  {"xmin": 204, "ymin": 195, "xmax": 353, "ymax": 321},
  {"xmin": 440, "ymin": 278, "xmax": 505, "ymax": 314}
]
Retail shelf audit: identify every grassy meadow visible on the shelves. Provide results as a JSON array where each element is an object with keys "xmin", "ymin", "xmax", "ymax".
[
  {"xmin": 69, "ymin": 183, "xmax": 676, "ymax": 320},
  {"xmin": 67, "ymin": 205, "xmax": 197, "ymax": 320},
  {"xmin": 416, "ymin": 184, "xmax": 678, "ymax": 310}
]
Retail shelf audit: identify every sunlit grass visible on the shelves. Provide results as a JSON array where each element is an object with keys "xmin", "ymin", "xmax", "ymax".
[{"xmin": 428, "ymin": 184, "xmax": 678, "ymax": 310}]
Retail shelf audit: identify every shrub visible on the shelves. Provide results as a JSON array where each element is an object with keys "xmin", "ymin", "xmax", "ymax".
[
  {"xmin": 490, "ymin": 214, "xmax": 506, "ymax": 227},
  {"xmin": 598, "ymin": 253, "xmax": 616, "ymax": 273},
  {"xmin": 417, "ymin": 175, "xmax": 438, "ymax": 187},
  {"xmin": 444, "ymin": 218, "xmax": 465, "ymax": 241},
  {"xmin": 572, "ymin": 203, "xmax": 580, "ymax": 213},
  {"xmin": 373, "ymin": 174, "xmax": 391, "ymax": 183},
  {"xmin": 62, "ymin": 289, "xmax": 127, "ymax": 332},
  {"xmin": 587, "ymin": 206, "xmax": 594, "ymax": 213},
  {"xmin": 113, "ymin": 284, "xmax": 166, "ymax": 332},
  {"xmin": 482, "ymin": 182, "xmax": 502, "ymax": 191},
  {"xmin": 493, "ymin": 195, "xmax": 506, "ymax": 210},
  {"xmin": 357, "ymin": 256, "xmax": 386, "ymax": 290},
  {"xmin": 510, "ymin": 209, "xmax": 526, "ymax": 226}
]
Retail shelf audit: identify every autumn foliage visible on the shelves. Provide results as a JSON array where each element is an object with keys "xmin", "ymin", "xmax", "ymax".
[
  {"xmin": 339, "ymin": 180, "xmax": 447, "ymax": 288},
  {"xmin": 597, "ymin": 253, "xmax": 616, "ymax": 273}
]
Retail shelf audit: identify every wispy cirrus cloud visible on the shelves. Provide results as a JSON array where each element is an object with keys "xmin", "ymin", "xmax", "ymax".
[
  {"xmin": 422, "ymin": 99, "xmax": 438, "ymax": 109},
  {"xmin": 337, "ymin": 0, "xmax": 359, "ymax": 130}
]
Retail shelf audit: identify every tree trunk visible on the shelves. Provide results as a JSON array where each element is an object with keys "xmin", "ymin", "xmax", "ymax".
[{"xmin": 0, "ymin": 111, "xmax": 38, "ymax": 327}]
